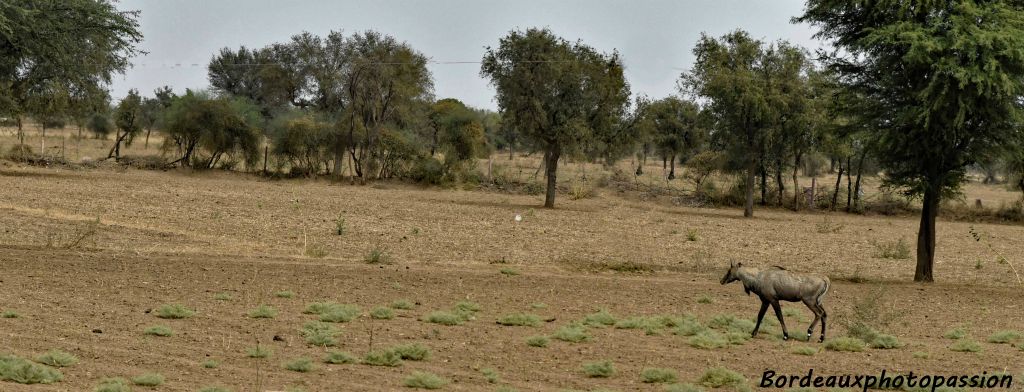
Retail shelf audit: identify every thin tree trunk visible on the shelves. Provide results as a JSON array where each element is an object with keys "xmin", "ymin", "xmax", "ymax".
[
  {"xmin": 144, "ymin": 128, "xmax": 151, "ymax": 149},
  {"xmin": 853, "ymin": 150, "xmax": 866, "ymax": 210},
  {"xmin": 915, "ymin": 184, "xmax": 940, "ymax": 282},
  {"xmin": 845, "ymin": 156, "xmax": 853, "ymax": 212},
  {"xmin": 760, "ymin": 164, "xmax": 768, "ymax": 206},
  {"xmin": 831, "ymin": 160, "xmax": 844, "ymax": 211},
  {"xmin": 744, "ymin": 163, "xmax": 756, "ymax": 218},
  {"xmin": 508, "ymin": 144, "xmax": 513, "ymax": 161},
  {"xmin": 544, "ymin": 145, "xmax": 560, "ymax": 208},
  {"xmin": 776, "ymin": 158, "xmax": 784, "ymax": 207},
  {"xmin": 333, "ymin": 133, "xmax": 344, "ymax": 178},
  {"xmin": 792, "ymin": 153, "xmax": 802, "ymax": 211},
  {"xmin": 668, "ymin": 154, "xmax": 676, "ymax": 180}
]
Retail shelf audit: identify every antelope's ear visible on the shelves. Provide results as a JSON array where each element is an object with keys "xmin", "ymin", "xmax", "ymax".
[
  {"xmin": 737, "ymin": 261, "xmax": 743, "ymax": 267},
  {"xmin": 729, "ymin": 260, "xmax": 735, "ymax": 268}
]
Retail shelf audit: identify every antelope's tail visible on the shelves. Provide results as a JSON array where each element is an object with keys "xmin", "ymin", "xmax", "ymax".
[{"xmin": 815, "ymin": 278, "xmax": 831, "ymax": 308}]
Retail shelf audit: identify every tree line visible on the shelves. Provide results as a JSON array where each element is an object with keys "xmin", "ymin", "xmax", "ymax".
[{"xmin": 3, "ymin": 0, "xmax": 1024, "ymax": 282}]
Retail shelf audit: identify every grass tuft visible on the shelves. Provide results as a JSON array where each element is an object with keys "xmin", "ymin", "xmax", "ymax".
[
  {"xmin": 324, "ymin": 351, "xmax": 356, "ymax": 364},
  {"xmin": 370, "ymin": 307, "xmax": 395, "ymax": 320},
  {"xmin": 390, "ymin": 343, "xmax": 430, "ymax": 361},
  {"xmin": 248, "ymin": 304, "xmax": 277, "ymax": 319},
  {"xmin": 871, "ymin": 238, "xmax": 911, "ymax": 259},
  {"xmin": 698, "ymin": 366, "xmax": 747, "ymax": 389},
  {"xmin": 424, "ymin": 311, "xmax": 464, "ymax": 326},
  {"xmin": 499, "ymin": 268, "xmax": 519, "ymax": 276},
  {"xmin": 526, "ymin": 335, "xmax": 549, "ymax": 347},
  {"xmin": 403, "ymin": 371, "xmax": 448, "ymax": 389},
  {"xmin": 688, "ymin": 330, "xmax": 727, "ymax": 349},
  {"xmin": 664, "ymin": 383, "xmax": 706, "ymax": 392},
  {"xmin": 132, "ymin": 372, "xmax": 165, "ymax": 386},
  {"xmin": 497, "ymin": 313, "xmax": 541, "ymax": 327},
  {"xmin": 275, "ymin": 290, "xmax": 295, "ymax": 298},
  {"xmin": 697, "ymin": 295, "xmax": 713, "ymax": 304},
  {"xmin": 94, "ymin": 377, "xmax": 130, "ymax": 392},
  {"xmin": 144, "ymin": 325, "xmax": 173, "ymax": 337},
  {"xmin": 246, "ymin": 345, "xmax": 272, "ymax": 358},
  {"xmin": 948, "ymin": 340, "xmax": 982, "ymax": 353},
  {"xmin": 34, "ymin": 350, "xmax": 77, "ymax": 367},
  {"xmin": 318, "ymin": 304, "xmax": 361, "ymax": 323},
  {"xmin": 155, "ymin": 303, "xmax": 195, "ymax": 319},
  {"xmin": 987, "ymin": 330, "xmax": 1021, "ymax": 344},
  {"xmin": 0, "ymin": 354, "xmax": 63, "ymax": 384},
  {"xmin": 364, "ymin": 246, "xmax": 391, "ymax": 264},
  {"xmin": 912, "ymin": 351, "xmax": 929, "ymax": 359},
  {"xmin": 201, "ymin": 359, "xmax": 219, "ymax": 369},
  {"xmin": 943, "ymin": 326, "xmax": 967, "ymax": 340},
  {"xmin": 213, "ymin": 293, "xmax": 232, "ymax": 301},
  {"xmin": 582, "ymin": 309, "xmax": 617, "ymax": 327},
  {"xmin": 641, "ymin": 367, "xmax": 678, "ymax": 383},
  {"xmin": 301, "ymin": 321, "xmax": 340, "ymax": 347},
  {"xmin": 390, "ymin": 299, "xmax": 415, "ymax": 310},
  {"xmin": 581, "ymin": 360, "xmax": 614, "ymax": 378},
  {"xmin": 481, "ymin": 368, "xmax": 500, "ymax": 383},
  {"xmin": 790, "ymin": 346, "xmax": 817, "ymax": 356},
  {"xmin": 1, "ymin": 310, "xmax": 19, "ymax": 318},
  {"xmin": 199, "ymin": 387, "xmax": 231, "ymax": 392},
  {"xmin": 824, "ymin": 337, "xmax": 866, "ymax": 352},
  {"xmin": 362, "ymin": 350, "xmax": 402, "ymax": 367},
  {"xmin": 283, "ymin": 357, "xmax": 314, "ymax": 372},
  {"xmin": 553, "ymin": 324, "xmax": 591, "ymax": 343}
]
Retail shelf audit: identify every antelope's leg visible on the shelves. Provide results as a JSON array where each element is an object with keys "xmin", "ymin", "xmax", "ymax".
[
  {"xmin": 752, "ymin": 300, "xmax": 769, "ymax": 337},
  {"xmin": 771, "ymin": 301, "xmax": 788, "ymax": 340},
  {"xmin": 803, "ymin": 300, "xmax": 821, "ymax": 339},
  {"xmin": 819, "ymin": 305, "xmax": 828, "ymax": 343}
]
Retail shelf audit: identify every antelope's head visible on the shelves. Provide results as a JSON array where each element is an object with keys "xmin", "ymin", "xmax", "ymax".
[{"xmin": 720, "ymin": 260, "xmax": 742, "ymax": 285}]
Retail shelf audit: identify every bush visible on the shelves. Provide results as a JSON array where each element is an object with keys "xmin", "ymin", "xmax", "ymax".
[
  {"xmin": 641, "ymin": 367, "xmax": 678, "ymax": 383},
  {"xmin": 481, "ymin": 368, "xmax": 500, "ymax": 383},
  {"xmin": 94, "ymin": 377, "xmax": 130, "ymax": 392},
  {"xmin": 987, "ymin": 330, "xmax": 1021, "ymax": 344},
  {"xmin": 581, "ymin": 360, "xmax": 614, "ymax": 378},
  {"xmin": 673, "ymin": 317, "xmax": 708, "ymax": 336},
  {"xmin": 390, "ymin": 299, "xmax": 416, "ymax": 310},
  {"xmin": 497, "ymin": 313, "xmax": 541, "ymax": 327},
  {"xmin": 688, "ymin": 330, "xmax": 727, "ymax": 349},
  {"xmin": 370, "ymin": 307, "xmax": 395, "ymax": 320},
  {"xmin": 407, "ymin": 156, "xmax": 446, "ymax": 185},
  {"xmin": 949, "ymin": 340, "xmax": 982, "ymax": 353},
  {"xmin": 0, "ymin": 354, "xmax": 63, "ymax": 384},
  {"xmin": 424, "ymin": 311, "xmax": 464, "ymax": 326},
  {"xmin": 1, "ymin": 310, "xmax": 18, "ymax": 318},
  {"xmin": 248, "ymin": 304, "xmax": 277, "ymax": 319},
  {"xmin": 390, "ymin": 343, "xmax": 430, "ymax": 361},
  {"xmin": 943, "ymin": 326, "xmax": 967, "ymax": 339},
  {"xmin": 301, "ymin": 321, "xmax": 340, "ymax": 347},
  {"xmin": 34, "ymin": 350, "xmax": 77, "ymax": 367},
  {"xmin": 317, "ymin": 304, "xmax": 361, "ymax": 323},
  {"xmin": 553, "ymin": 324, "xmax": 591, "ymax": 343},
  {"xmin": 155, "ymin": 303, "xmax": 195, "ymax": 319},
  {"xmin": 790, "ymin": 346, "xmax": 817, "ymax": 356},
  {"xmin": 871, "ymin": 238, "xmax": 911, "ymax": 259},
  {"xmin": 526, "ymin": 335, "xmax": 549, "ymax": 347},
  {"xmin": 324, "ymin": 351, "xmax": 356, "ymax": 364},
  {"xmin": 144, "ymin": 325, "xmax": 173, "ymax": 337},
  {"xmin": 582, "ymin": 309, "xmax": 617, "ymax": 327},
  {"xmin": 698, "ymin": 367, "xmax": 747, "ymax": 389},
  {"xmin": 132, "ymin": 372, "xmax": 165, "ymax": 386},
  {"xmin": 824, "ymin": 337, "xmax": 866, "ymax": 352},
  {"xmin": 403, "ymin": 371, "xmax": 448, "ymax": 389},
  {"xmin": 283, "ymin": 357, "xmax": 314, "ymax": 372},
  {"xmin": 362, "ymin": 350, "xmax": 402, "ymax": 367},
  {"xmin": 246, "ymin": 345, "xmax": 272, "ymax": 358}
]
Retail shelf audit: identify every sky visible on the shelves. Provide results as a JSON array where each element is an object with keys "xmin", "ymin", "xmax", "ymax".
[{"xmin": 111, "ymin": 0, "xmax": 826, "ymax": 110}]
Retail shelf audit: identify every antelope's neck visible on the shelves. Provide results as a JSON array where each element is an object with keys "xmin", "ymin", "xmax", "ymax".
[{"xmin": 736, "ymin": 267, "xmax": 760, "ymax": 293}]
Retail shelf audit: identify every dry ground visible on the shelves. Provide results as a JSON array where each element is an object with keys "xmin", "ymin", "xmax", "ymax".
[{"xmin": 1, "ymin": 133, "xmax": 1023, "ymax": 391}]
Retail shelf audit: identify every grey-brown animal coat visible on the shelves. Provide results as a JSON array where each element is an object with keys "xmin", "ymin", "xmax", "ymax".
[{"xmin": 720, "ymin": 261, "xmax": 831, "ymax": 342}]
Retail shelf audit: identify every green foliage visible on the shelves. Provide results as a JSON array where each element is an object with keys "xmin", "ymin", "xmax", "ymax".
[
  {"xmin": 499, "ymin": 268, "xmax": 519, "ymax": 276},
  {"xmin": 155, "ymin": 303, "xmax": 195, "ymax": 319},
  {"xmin": 364, "ymin": 246, "xmax": 390, "ymax": 264},
  {"xmin": 912, "ymin": 351, "xmax": 929, "ymax": 359},
  {"xmin": 497, "ymin": 313, "xmax": 541, "ymax": 327},
  {"xmin": 131, "ymin": 373, "xmax": 164, "ymax": 386},
  {"xmin": 275, "ymin": 291, "xmax": 295, "ymax": 298},
  {"xmin": 34, "ymin": 350, "xmax": 77, "ymax": 367},
  {"xmin": 301, "ymin": 321, "xmax": 340, "ymax": 347},
  {"xmin": 481, "ymin": 368, "xmax": 500, "ymax": 383},
  {"xmin": 201, "ymin": 360, "xmax": 219, "ymax": 369},
  {"xmin": 144, "ymin": 325, "xmax": 173, "ymax": 337},
  {"xmin": 790, "ymin": 346, "xmax": 817, "ymax": 356},
  {"xmin": 987, "ymin": 330, "xmax": 1021, "ymax": 344},
  {"xmin": 582, "ymin": 309, "xmax": 617, "ymax": 327},
  {"xmin": 94, "ymin": 377, "xmax": 131, "ymax": 392},
  {"xmin": 665, "ymin": 383, "xmax": 706, "ymax": 392},
  {"xmin": 390, "ymin": 299, "xmax": 416, "ymax": 310},
  {"xmin": 324, "ymin": 351, "xmax": 356, "ymax": 364},
  {"xmin": 390, "ymin": 343, "xmax": 430, "ymax": 361},
  {"xmin": 698, "ymin": 367, "xmax": 747, "ymax": 389},
  {"xmin": 213, "ymin": 293, "xmax": 232, "ymax": 301},
  {"xmin": 824, "ymin": 337, "xmax": 866, "ymax": 352},
  {"xmin": 871, "ymin": 238, "xmax": 911, "ymax": 260},
  {"xmin": 552, "ymin": 324, "xmax": 591, "ymax": 343},
  {"xmin": 526, "ymin": 335, "xmax": 549, "ymax": 347},
  {"xmin": 268, "ymin": 114, "xmax": 335, "ymax": 176},
  {"xmin": 283, "ymin": 357, "xmax": 314, "ymax": 372},
  {"xmin": 0, "ymin": 354, "xmax": 63, "ymax": 384},
  {"xmin": 317, "ymin": 303, "xmax": 361, "ymax": 323},
  {"xmin": 362, "ymin": 350, "xmax": 402, "ymax": 367},
  {"xmin": 707, "ymin": 314, "xmax": 754, "ymax": 334},
  {"xmin": 641, "ymin": 368, "xmax": 678, "ymax": 384},
  {"xmin": 672, "ymin": 317, "xmax": 708, "ymax": 336},
  {"xmin": 370, "ymin": 307, "xmax": 395, "ymax": 320},
  {"xmin": 581, "ymin": 360, "xmax": 615, "ymax": 378},
  {"xmin": 1, "ymin": 310, "xmax": 18, "ymax": 318},
  {"xmin": 949, "ymin": 339, "xmax": 982, "ymax": 353},
  {"xmin": 424, "ymin": 311, "xmax": 464, "ymax": 326},
  {"xmin": 246, "ymin": 345, "xmax": 272, "ymax": 358},
  {"xmin": 403, "ymin": 371, "xmax": 448, "ymax": 389},
  {"xmin": 198, "ymin": 387, "xmax": 230, "ymax": 392},
  {"xmin": 248, "ymin": 304, "xmax": 277, "ymax": 319},
  {"xmin": 333, "ymin": 215, "xmax": 346, "ymax": 235},
  {"xmin": 688, "ymin": 330, "xmax": 727, "ymax": 350},
  {"xmin": 161, "ymin": 90, "xmax": 262, "ymax": 169}
]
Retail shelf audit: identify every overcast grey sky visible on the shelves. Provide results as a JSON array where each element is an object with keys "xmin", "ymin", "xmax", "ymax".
[{"xmin": 111, "ymin": 0, "xmax": 825, "ymax": 110}]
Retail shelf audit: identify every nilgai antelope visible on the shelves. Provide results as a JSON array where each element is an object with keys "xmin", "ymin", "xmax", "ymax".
[{"xmin": 720, "ymin": 261, "xmax": 831, "ymax": 342}]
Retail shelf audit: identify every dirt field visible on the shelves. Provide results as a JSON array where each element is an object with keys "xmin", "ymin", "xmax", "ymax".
[{"xmin": 1, "ymin": 155, "xmax": 1023, "ymax": 390}]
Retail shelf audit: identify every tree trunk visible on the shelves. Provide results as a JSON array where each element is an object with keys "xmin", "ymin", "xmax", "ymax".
[
  {"xmin": 544, "ymin": 145, "xmax": 560, "ymax": 208},
  {"xmin": 915, "ymin": 184, "xmax": 940, "ymax": 282},
  {"xmin": 744, "ymin": 163, "xmax": 756, "ymax": 218},
  {"xmin": 16, "ymin": 117, "xmax": 24, "ymax": 146},
  {"xmin": 792, "ymin": 153, "xmax": 802, "ymax": 211},
  {"xmin": 845, "ymin": 156, "xmax": 853, "ymax": 212},
  {"xmin": 831, "ymin": 160, "xmax": 844, "ymax": 211},
  {"xmin": 41, "ymin": 127, "xmax": 46, "ymax": 156},
  {"xmin": 635, "ymin": 149, "xmax": 645, "ymax": 176},
  {"xmin": 144, "ymin": 128, "xmax": 151, "ymax": 149},
  {"xmin": 333, "ymin": 134, "xmax": 344, "ymax": 178},
  {"xmin": 853, "ymin": 151, "xmax": 866, "ymax": 210},
  {"xmin": 776, "ymin": 158, "xmax": 784, "ymax": 207},
  {"xmin": 759, "ymin": 164, "xmax": 768, "ymax": 206},
  {"xmin": 508, "ymin": 144, "xmax": 513, "ymax": 161},
  {"xmin": 668, "ymin": 154, "xmax": 676, "ymax": 180}
]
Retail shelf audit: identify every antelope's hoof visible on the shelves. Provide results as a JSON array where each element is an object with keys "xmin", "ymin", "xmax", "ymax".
[
  {"xmin": 819, "ymin": 336, "xmax": 825, "ymax": 343},
  {"xmin": 782, "ymin": 334, "xmax": 789, "ymax": 341}
]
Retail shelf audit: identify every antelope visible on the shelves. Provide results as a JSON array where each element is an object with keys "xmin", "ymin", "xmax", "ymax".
[{"xmin": 720, "ymin": 261, "xmax": 831, "ymax": 342}]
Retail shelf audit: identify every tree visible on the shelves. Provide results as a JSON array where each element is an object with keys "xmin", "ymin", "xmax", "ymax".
[
  {"xmin": 88, "ymin": 112, "xmax": 114, "ymax": 140},
  {"xmin": 647, "ymin": 97, "xmax": 705, "ymax": 180},
  {"xmin": 110, "ymin": 89, "xmax": 142, "ymax": 161},
  {"xmin": 682, "ymin": 30, "xmax": 776, "ymax": 217},
  {"xmin": 482, "ymin": 28, "xmax": 630, "ymax": 208},
  {"xmin": 798, "ymin": 0, "xmax": 1024, "ymax": 282},
  {"xmin": 161, "ymin": 90, "xmax": 262, "ymax": 169},
  {"xmin": 0, "ymin": 0, "xmax": 142, "ymax": 142}
]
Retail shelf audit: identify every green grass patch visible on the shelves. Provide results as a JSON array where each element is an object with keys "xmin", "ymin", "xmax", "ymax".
[
  {"xmin": 664, "ymin": 383, "xmax": 706, "ymax": 392},
  {"xmin": 275, "ymin": 290, "xmax": 295, "ymax": 298},
  {"xmin": 390, "ymin": 299, "xmax": 415, "ymax": 310},
  {"xmin": 144, "ymin": 325, "xmax": 173, "ymax": 337},
  {"xmin": 362, "ymin": 350, "xmax": 402, "ymax": 367},
  {"xmin": 641, "ymin": 367, "xmax": 678, "ymax": 383},
  {"xmin": 0, "ymin": 354, "xmax": 63, "ymax": 384},
  {"xmin": 301, "ymin": 321, "xmax": 340, "ymax": 347},
  {"xmin": 949, "ymin": 340, "xmax": 982, "ymax": 353},
  {"xmin": 1, "ymin": 310, "xmax": 19, "ymax": 318},
  {"xmin": 824, "ymin": 337, "xmax": 866, "ymax": 352},
  {"xmin": 403, "ymin": 371, "xmax": 448, "ymax": 389},
  {"xmin": 34, "ymin": 350, "xmax": 77, "ymax": 367},
  {"xmin": 94, "ymin": 377, "xmax": 130, "ymax": 392},
  {"xmin": 213, "ymin": 292, "xmax": 232, "ymax": 301},
  {"xmin": 673, "ymin": 317, "xmax": 708, "ymax": 336},
  {"xmin": 526, "ymin": 335, "xmax": 549, "ymax": 347},
  {"xmin": 581, "ymin": 360, "xmax": 614, "ymax": 378},
  {"xmin": 499, "ymin": 268, "xmax": 519, "ymax": 276},
  {"xmin": 708, "ymin": 314, "xmax": 755, "ymax": 334},
  {"xmin": 688, "ymin": 330, "xmax": 727, "ymax": 349},
  {"xmin": 582, "ymin": 309, "xmax": 617, "ymax": 327},
  {"xmin": 324, "ymin": 351, "xmax": 356, "ymax": 364},
  {"xmin": 869, "ymin": 333, "xmax": 902, "ymax": 349},
  {"xmin": 318, "ymin": 304, "xmax": 361, "ymax": 323},
  {"xmin": 364, "ymin": 246, "xmax": 391, "ymax": 264},
  {"xmin": 155, "ymin": 303, "xmax": 195, "ymax": 319},
  {"xmin": 497, "ymin": 313, "xmax": 541, "ymax": 327},
  {"xmin": 246, "ymin": 345, "xmax": 272, "ymax": 358},
  {"xmin": 199, "ymin": 386, "xmax": 230, "ymax": 392},
  {"xmin": 943, "ymin": 326, "xmax": 967, "ymax": 340},
  {"xmin": 132, "ymin": 372, "xmax": 165, "ymax": 386},
  {"xmin": 248, "ymin": 304, "xmax": 277, "ymax": 319},
  {"xmin": 390, "ymin": 343, "xmax": 430, "ymax": 361},
  {"xmin": 481, "ymin": 368, "xmax": 500, "ymax": 383},
  {"xmin": 790, "ymin": 346, "xmax": 818, "ymax": 356},
  {"xmin": 370, "ymin": 307, "xmax": 395, "ymax": 320},
  {"xmin": 987, "ymin": 330, "xmax": 1021, "ymax": 344},
  {"xmin": 201, "ymin": 359, "xmax": 219, "ymax": 368},
  {"xmin": 912, "ymin": 351, "xmax": 929, "ymax": 359},
  {"xmin": 697, "ymin": 295, "xmax": 713, "ymax": 304},
  {"xmin": 553, "ymin": 324, "xmax": 591, "ymax": 343},
  {"xmin": 424, "ymin": 311, "xmax": 464, "ymax": 326},
  {"xmin": 698, "ymin": 366, "xmax": 747, "ymax": 389},
  {"xmin": 283, "ymin": 357, "xmax": 314, "ymax": 372}
]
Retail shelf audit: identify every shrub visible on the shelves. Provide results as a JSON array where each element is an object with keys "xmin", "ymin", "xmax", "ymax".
[
  {"xmin": 390, "ymin": 343, "xmax": 430, "ymax": 361},
  {"xmin": 665, "ymin": 383, "xmax": 706, "ymax": 392},
  {"xmin": 334, "ymin": 215, "xmax": 346, "ymax": 235},
  {"xmin": 708, "ymin": 314, "xmax": 754, "ymax": 334},
  {"xmin": 499, "ymin": 268, "xmax": 519, "ymax": 276},
  {"xmin": 303, "ymin": 301, "xmax": 337, "ymax": 314},
  {"xmin": 155, "ymin": 303, "xmax": 195, "ymax": 319},
  {"xmin": 497, "ymin": 313, "xmax": 541, "ymax": 327},
  {"xmin": 390, "ymin": 299, "xmax": 415, "ymax": 310},
  {"xmin": 284, "ymin": 357, "xmax": 314, "ymax": 372},
  {"xmin": 144, "ymin": 325, "xmax": 173, "ymax": 337},
  {"xmin": 790, "ymin": 346, "xmax": 817, "ymax": 356},
  {"xmin": 673, "ymin": 317, "xmax": 708, "ymax": 336},
  {"xmin": 987, "ymin": 330, "xmax": 1021, "ymax": 344},
  {"xmin": 34, "ymin": 350, "xmax": 77, "ymax": 367},
  {"xmin": 275, "ymin": 291, "xmax": 295, "ymax": 298},
  {"xmin": 0, "ymin": 354, "xmax": 63, "ymax": 384},
  {"xmin": 248, "ymin": 304, "xmax": 277, "ymax": 319},
  {"xmin": 369, "ymin": 307, "xmax": 395, "ymax": 320},
  {"xmin": 324, "ymin": 351, "xmax": 356, "ymax": 364},
  {"xmin": 403, "ymin": 371, "xmax": 448, "ymax": 389},
  {"xmin": 424, "ymin": 311, "xmax": 464, "ymax": 326},
  {"xmin": 553, "ymin": 324, "xmax": 590, "ymax": 343},
  {"xmin": 870, "ymin": 333, "xmax": 902, "ymax": 349},
  {"xmin": 318, "ymin": 304, "xmax": 361, "ymax": 323},
  {"xmin": 697, "ymin": 295, "xmax": 713, "ymax": 304},
  {"xmin": 944, "ymin": 327, "xmax": 967, "ymax": 340},
  {"xmin": 526, "ymin": 335, "xmax": 549, "ymax": 347},
  {"xmin": 481, "ymin": 368, "xmax": 499, "ymax": 383},
  {"xmin": 824, "ymin": 337, "xmax": 866, "ymax": 352},
  {"xmin": 698, "ymin": 367, "xmax": 747, "ymax": 389},
  {"xmin": 453, "ymin": 301, "xmax": 482, "ymax": 314},
  {"xmin": 94, "ymin": 377, "xmax": 130, "ymax": 392},
  {"xmin": 301, "ymin": 321, "xmax": 339, "ymax": 347},
  {"xmin": 641, "ymin": 367, "xmax": 678, "ymax": 383},
  {"xmin": 582, "ymin": 309, "xmax": 617, "ymax": 327},
  {"xmin": 871, "ymin": 238, "xmax": 911, "ymax": 259},
  {"xmin": 202, "ymin": 360, "xmax": 219, "ymax": 368},
  {"xmin": 214, "ymin": 293, "xmax": 232, "ymax": 301},
  {"xmin": 581, "ymin": 360, "xmax": 614, "ymax": 378},
  {"xmin": 364, "ymin": 246, "xmax": 390, "ymax": 264},
  {"xmin": 246, "ymin": 345, "xmax": 272, "ymax": 358},
  {"xmin": 132, "ymin": 372, "xmax": 165, "ymax": 386},
  {"xmin": 1, "ymin": 310, "xmax": 18, "ymax": 318},
  {"xmin": 688, "ymin": 330, "xmax": 727, "ymax": 349},
  {"xmin": 362, "ymin": 350, "xmax": 402, "ymax": 367},
  {"xmin": 912, "ymin": 351, "xmax": 929, "ymax": 359},
  {"xmin": 948, "ymin": 340, "xmax": 982, "ymax": 353},
  {"xmin": 686, "ymin": 229, "xmax": 699, "ymax": 241}
]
